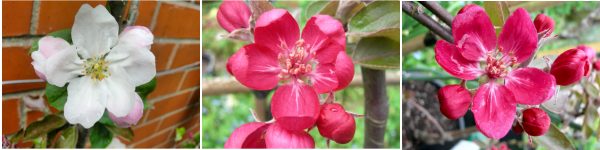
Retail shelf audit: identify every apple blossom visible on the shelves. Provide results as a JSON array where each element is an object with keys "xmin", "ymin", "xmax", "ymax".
[
  {"xmin": 265, "ymin": 123, "xmax": 315, "ymax": 148},
  {"xmin": 31, "ymin": 36, "xmax": 71, "ymax": 81},
  {"xmin": 32, "ymin": 4, "xmax": 155, "ymax": 128},
  {"xmin": 224, "ymin": 122, "xmax": 270, "ymax": 148},
  {"xmin": 108, "ymin": 95, "xmax": 144, "ymax": 128}
]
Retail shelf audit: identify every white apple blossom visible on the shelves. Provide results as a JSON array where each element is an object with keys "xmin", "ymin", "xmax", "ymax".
[{"xmin": 31, "ymin": 4, "xmax": 156, "ymax": 128}]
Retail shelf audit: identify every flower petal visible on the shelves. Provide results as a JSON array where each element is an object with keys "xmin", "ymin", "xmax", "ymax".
[
  {"xmin": 550, "ymin": 48, "xmax": 589, "ymax": 85},
  {"xmin": 45, "ymin": 46, "xmax": 84, "ymax": 87},
  {"xmin": 577, "ymin": 45, "xmax": 596, "ymax": 63},
  {"xmin": 108, "ymin": 95, "xmax": 143, "ymax": 128},
  {"xmin": 39, "ymin": 36, "xmax": 71, "ymax": 58},
  {"xmin": 472, "ymin": 82, "xmax": 516, "ymax": 139},
  {"xmin": 301, "ymin": 15, "xmax": 346, "ymax": 53},
  {"xmin": 271, "ymin": 84, "xmax": 319, "ymax": 131},
  {"xmin": 438, "ymin": 85, "xmax": 471, "ymax": 120},
  {"xmin": 334, "ymin": 51, "xmax": 354, "ymax": 91},
  {"xmin": 310, "ymin": 62, "xmax": 338, "ymax": 94},
  {"xmin": 498, "ymin": 8, "xmax": 538, "ymax": 63},
  {"xmin": 227, "ymin": 47, "xmax": 249, "ymax": 81},
  {"xmin": 105, "ymin": 43, "xmax": 156, "ymax": 86},
  {"xmin": 505, "ymin": 67, "xmax": 556, "ymax": 105},
  {"xmin": 224, "ymin": 122, "xmax": 270, "ymax": 148},
  {"xmin": 434, "ymin": 40, "xmax": 483, "ymax": 80},
  {"xmin": 452, "ymin": 7, "xmax": 497, "ymax": 61},
  {"xmin": 31, "ymin": 51, "xmax": 47, "ymax": 80},
  {"xmin": 71, "ymin": 4, "xmax": 119, "ymax": 58},
  {"xmin": 265, "ymin": 123, "xmax": 315, "ymax": 148},
  {"xmin": 217, "ymin": 1, "xmax": 251, "ymax": 33},
  {"xmin": 119, "ymin": 26, "xmax": 154, "ymax": 50},
  {"xmin": 457, "ymin": 4, "xmax": 485, "ymax": 15},
  {"xmin": 242, "ymin": 44, "xmax": 281, "ymax": 90},
  {"xmin": 254, "ymin": 9, "xmax": 300, "ymax": 53},
  {"xmin": 102, "ymin": 75, "xmax": 137, "ymax": 117},
  {"xmin": 64, "ymin": 77, "xmax": 107, "ymax": 128}
]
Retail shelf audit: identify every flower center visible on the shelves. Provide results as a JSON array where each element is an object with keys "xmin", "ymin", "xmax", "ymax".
[
  {"xmin": 277, "ymin": 40, "xmax": 314, "ymax": 82},
  {"xmin": 485, "ymin": 54, "xmax": 508, "ymax": 79},
  {"xmin": 83, "ymin": 57, "xmax": 110, "ymax": 81}
]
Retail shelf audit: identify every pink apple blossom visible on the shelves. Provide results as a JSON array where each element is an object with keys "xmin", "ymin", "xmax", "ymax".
[{"xmin": 217, "ymin": 1, "xmax": 251, "ymax": 33}]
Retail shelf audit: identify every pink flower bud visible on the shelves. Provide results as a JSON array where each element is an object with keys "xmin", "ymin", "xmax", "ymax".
[
  {"xmin": 534, "ymin": 14, "xmax": 555, "ymax": 38},
  {"xmin": 31, "ymin": 36, "xmax": 70, "ymax": 81},
  {"xmin": 217, "ymin": 1, "xmax": 251, "ymax": 33},
  {"xmin": 512, "ymin": 123, "xmax": 523, "ymax": 134},
  {"xmin": 521, "ymin": 108, "xmax": 550, "ymax": 136},
  {"xmin": 108, "ymin": 96, "xmax": 144, "ymax": 128},
  {"xmin": 316, "ymin": 103, "xmax": 356, "ymax": 144},
  {"xmin": 437, "ymin": 85, "xmax": 471, "ymax": 120},
  {"xmin": 550, "ymin": 48, "xmax": 590, "ymax": 85},
  {"xmin": 594, "ymin": 60, "xmax": 600, "ymax": 71}
]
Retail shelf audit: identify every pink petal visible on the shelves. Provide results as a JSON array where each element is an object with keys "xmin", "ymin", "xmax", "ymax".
[
  {"xmin": 254, "ymin": 9, "xmax": 300, "ymax": 53},
  {"xmin": 452, "ymin": 7, "xmax": 497, "ymax": 61},
  {"xmin": 316, "ymin": 103, "xmax": 356, "ymax": 144},
  {"xmin": 498, "ymin": 8, "xmax": 538, "ymax": 63},
  {"xmin": 233, "ymin": 44, "xmax": 281, "ymax": 90},
  {"xmin": 437, "ymin": 85, "xmax": 471, "ymax": 120},
  {"xmin": 271, "ymin": 84, "xmax": 320, "ymax": 131},
  {"xmin": 119, "ymin": 26, "xmax": 153, "ymax": 49},
  {"xmin": 217, "ymin": 1, "xmax": 251, "ymax": 32},
  {"xmin": 457, "ymin": 4, "xmax": 484, "ymax": 15},
  {"xmin": 108, "ymin": 95, "xmax": 144, "ymax": 128},
  {"xmin": 333, "ymin": 51, "xmax": 354, "ymax": 91},
  {"xmin": 39, "ymin": 36, "xmax": 70, "ymax": 58},
  {"xmin": 301, "ymin": 15, "xmax": 346, "ymax": 53},
  {"xmin": 594, "ymin": 60, "xmax": 600, "ymax": 71},
  {"xmin": 310, "ymin": 63, "xmax": 338, "ymax": 94},
  {"xmin": 505, "ymin": 67, "xmax": 556, "ymax": 105},
  {"xmin": 434, "ymin": 40, "xmax": 483, "ymax": 80},
  {"xmin": 265, "ymin": 122, "xmax": 315, "ymax": 148},
  {"xmin": 312, "ymin": 43, "xmax": 343, "ymax": 65},
  {"xmin": 472, "ymin": 82, "xmax": 516, "ymax": 139},
  {"xmin": 224, "ymin": 122, "xmax": 270, "ymax": 148}
]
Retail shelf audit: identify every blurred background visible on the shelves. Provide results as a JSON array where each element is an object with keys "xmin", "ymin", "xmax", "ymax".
[
  {"xmin": 402, "ymin": 1, "xmax": 600, "ymax": 150},
  {"xmin": 201, "ymin": 1, "xmax": 400, "ymax": 148}
]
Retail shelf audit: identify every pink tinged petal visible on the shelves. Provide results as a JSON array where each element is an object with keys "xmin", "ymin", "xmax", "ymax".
[
  {"xmin": 108, "ymin": 95, "xmax": 143, "ymax": 128},
  {"xmin": 45, "ymin": 46, "xmax": 84, "ymax": 87},
  {"xmin": 437, "ymin": 85, "xmax": 471, "ymax": 120},
  {"xmin": 577, "ymin": 45, "xmax": 596, "ymax": 62},
  {"xmin": 224, "ymin": 122, "xmax": 270, "ymax": 148},
  {"xmin": 452, "ymin": 8, "xmax": 497, "ymax": 61},
  {"xmin": 217, "ymin": 1, "xmax": 251, "ymax": 33},
  {"xmin": 457, "ymin": 4, "xmax": 485, "ymax": 15},
  {"xmin": 39, "ymin": 36, "xmax": 71, "ymax": 58},
  {"xmin": 31, "ymin": 51, "xmax": 48, "ymax": 81},
  {"xmin": 333, "ymin": 51, "xmax": 354, "ymax": 91},
  {"xmin": 271, "ymin": 84, "xmax": 320, "ymax": 131},
  {"xmin": 550, "ymin": 48, "xmax": 589, "ymax": 85},
  {"xmin": 505, "ymin": 67, "xmax": 556, "ymax": 105},
  {"xmin": 254, "ymin": 9, "xmax": 300, "ymax": 53},
  {"xmin": 534, "ymin": 14, "xmax": 555, "ymax": 38},
  {"xmin": 472, "ymin": 82, "xmax": 517, "ymax": 139},
  {"xmin": 310, "ymin": 63, "xmax": 338, "ymax": 94},
  {"xmin": 119, "ymin": 26, "xmax": 154, "ymax": 50},
  {"xmin": 312, "ymin": 43, "xmax": 344, "ymax": 64},
  {"xmin": 102, "ymin": 75, "xmax": 137, "ymax": 117},
  {"xmin": 301, "ymin": 15, "xmax": 346, "ymax": 52},
  {"xmin": 265, "ymin": 123, "xmax": 315, "ymax": 148},
  {"xmin": 242, "ymin": 44, "xmax": 281, "ymax": 90},
  {"xmin": 71, "ymin": 4, "xmax": 119, "ymax": 58},
  {"xmin": 498, "ymin": 8, "xmax": 538, "ymax": 63},
  {"xmin": 434, "ymin": 40, "xmax": 483, "ymax": 80},
  {"xmin": 105, "ymin": 43, "xmax": 156, "ymax": 86}
]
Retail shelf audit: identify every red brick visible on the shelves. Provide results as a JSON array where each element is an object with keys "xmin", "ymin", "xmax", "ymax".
[
  {"xmin": 133, "ymin": 129, "xmax": 172, "ymax": 148},
  {"xmin": 37, "ymin": 1, "xmax": 106, "ymax": 34},
  {"xmin": 147, "ymin": 72, "xmax": 184, "ymax": 99},
  {"xmin": 170, "ymin": 44, "xmax": 200, "ymax": 68},
  {"xmin": 147, "ymin": 91, "xmax": 192, "ymax": 121},
  {"xmin": 150, "ymin": 43, "xmax": 175, "ymax": 72},
  {"xmin": 135, "ymin": 1, "xmax": 157, "ymax": 27},
  {"xmin": 2, "ymin": 1, "xmax": 33, "ymax": 37},
  {"xmin": 2, "ymin": 99, "xmax": 21, "ymax": 134},
  {"xmin": 153, "ymin": 3, "xmax": 200, "ymax": 38},
  {"xmin": 158, "ymin": 105, "xmax": 199, "ymax": 130},
  {"xmin": 132, "ymin": 120, "xmax": 159, "ymax": 143},
  {"xmin": 26, "ymin": 111, "xmax": 45, "ymax": 126},
  {"xmin": 179, "ymin": 68, "xmax": 199, "ymax": 90},
  {"xmin": 2, "ymin": 47, "xmax": 45, "ymax": 93},
  {"xmin": 180, "ymin": 114, "xmax": 199, "ymax": 131}
]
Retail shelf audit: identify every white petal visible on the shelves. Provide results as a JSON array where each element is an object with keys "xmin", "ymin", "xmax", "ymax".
[
  {"xmin": 106, "ymin": 43, "xmax": 156, "ymax": 86},
  {"xmin": 64, "ymin": 77, "xmax": 107, "ymax": 128},
  {"xmin": 102, "ymin": 75, "xmax": 136, "ymax": 117},
  {"xmin": 119, "ymin": 26, "xmax": 154, "ymax": 50},
  {"xmin": 72, "ymin": 4, "xmax": 118, "ymax": 58},
  {"xmin": 39, "ymin": 36, "xmax": 70, "ymax": 57},
  {"xmin": 45, "ymin": 46, "xmax": 84, "ymax": 87},
  {"xmin": 31, "ymin": 51, "xmax": 46, "ymax": 75}
]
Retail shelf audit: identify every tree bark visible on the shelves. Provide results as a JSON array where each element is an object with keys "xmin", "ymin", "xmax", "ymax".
[{"xmin": 362, "ymin": 67, "xmax": 389, "ymax": 148}]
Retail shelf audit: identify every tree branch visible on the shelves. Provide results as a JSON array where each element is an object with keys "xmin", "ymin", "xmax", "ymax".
[
  {"xmin": 418, "ymin": 1, "xmax": 453, "ymax": 27},
  {"xmin": 362, "ymin": 67, "xmax": 389, "ymax": 148},
  {"xmin": 402, "ymin": 2, "xmax": 454, "ymax": 43}
]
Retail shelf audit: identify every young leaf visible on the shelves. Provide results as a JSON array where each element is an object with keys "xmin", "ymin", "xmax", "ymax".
[
  {"xmin": 98, "ymin": 111, "xmax": 115, "ymax": 126},
  {"xmin": 24, "ymin": 115, "xmax": 66, "ymax": 140},
  {"xmin": 90, "ymin": 124, "xmax": 113, "ymax": 148},
  {"xmin": 55, "ymin": 126, "xmax": 78, "ymax": 148},
  {"xmin": 136, "ymin": 77, "xmax": 157, "ymax": 101},
  {"xmin": 175, "ymin": 127, "xmax": 186, "ymax": 142},
  {"xmin": 352, "ymin": 37, "xmax": 400, "ymax": 70},
  {"xmin": 483, "ymin": 1, "xmax": 510, "ymax": 36},
  {"xmin": 45, "ymin": 83, "xmax": 68, "ymax": 110},
  {"xmin": 305, "ymin": 1, "xmax": 338, "ymax": 21},
  {"xmin": 29, "ymin": 29, "xmax": 72, "ymax": 54},
  {"xmin": 105, "ymin": 125, "xmax": 134, "ymax": 142},
  {"xmin": 533, "ymin": 124, "xmax": 576, "ymax": 150}
]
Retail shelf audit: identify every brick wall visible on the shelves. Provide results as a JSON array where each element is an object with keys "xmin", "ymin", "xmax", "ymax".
[{"xmin": 2, "ymin": 1, "xmax": 200, "ymax": 148}]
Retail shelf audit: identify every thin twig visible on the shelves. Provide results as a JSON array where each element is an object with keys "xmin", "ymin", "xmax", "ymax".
[
  {"xmin": 402, "ymin": 2, "xmax": 454, "ymax": 43},
  {"xmin": 419, "ymin": 1, "xmax": 453, "ymax": 27},
  {"xmin": 407, "ymin": 100, "xmax": 450, "ymax": 140}
]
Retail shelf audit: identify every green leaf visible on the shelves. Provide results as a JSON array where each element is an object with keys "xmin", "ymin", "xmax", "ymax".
[
  {"xmin": 483, "ymin": 1, "xmax": 510, "ymax": 35},
  {"xmin": 352, "ymin": 37, "xmax": 400, "ymax": 70},
  {"xmin": 90, "ymin": 123, "xmax": 113, "ymax": 148},
  {"xmin": 583, "ymin": 102, "xmax": 599, "ymax": 138},
  {"xmin": 29, "ymin": 29, "xmax": 72, "ymax": 54},
  {"xmin": 305, "ymin": 1, "xmax": 337, "ymax": 21},
  {"xmin": 24, "ymin": 115, "xmax": 66, "ymax": 140},
  {"xmin": 106, "ymin": 125, "xmax": 134, "ymax": 142},
  {"xmin": 45, "ymin": 83, "xmax": 68, "ymax": 110},
  {"xmin": 136, "ymin": 77, "xmax": 157, "ymax": 100},
  {"xmin": 175, "ymin": 127, "xmax": 186, "ymax": 142},
  {"xmin": 348, "ymin": 1, "xmax": 399, "ymax": 34},
  {"xmin": 55, "ymin": 126, "xmax": 78, "ymax": 148},
  {"xmin": 533, "ymin": 124, "xmax": 576, "ymax": 150},
  {"xmin": 98, "ymin": 111, "xmax": 115, "ymax": 126}
]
